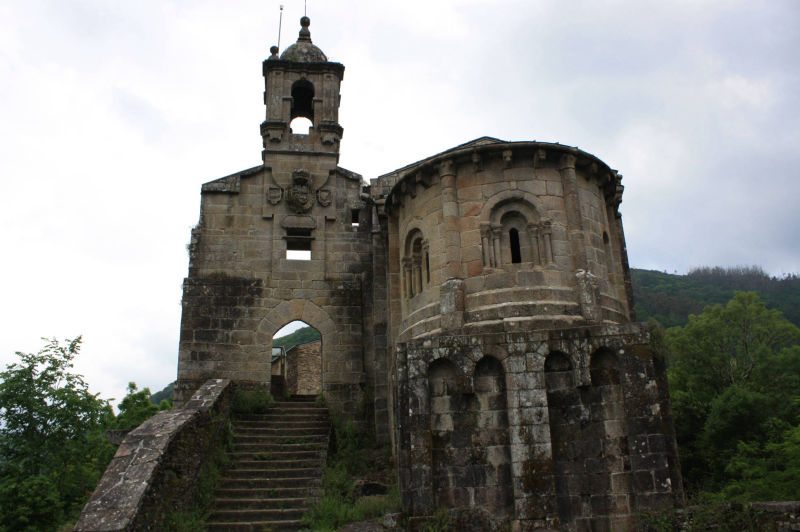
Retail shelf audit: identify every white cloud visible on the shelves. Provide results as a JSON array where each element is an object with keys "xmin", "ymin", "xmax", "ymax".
[{"xmin": 1, "ymin": 0, "xmax": 799, "ymax": 404}]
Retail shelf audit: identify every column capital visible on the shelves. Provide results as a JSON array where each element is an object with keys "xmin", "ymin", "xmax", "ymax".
[
  {"xmin": 559, "ymin": 153, "xmax": 577, "ymax": 170},
  {"xmin": 438, "ymin": 158, "xmax": 456, "ymax": 178}
]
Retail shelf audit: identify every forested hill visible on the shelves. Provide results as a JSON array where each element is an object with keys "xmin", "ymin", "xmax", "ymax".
[
  {"xmin": 632, "ymin": 266, "xmax": 800, "ymax": 328},
  {"xmin": 272, "ymin": 326, "xmax": 321, "ymax": 352}
]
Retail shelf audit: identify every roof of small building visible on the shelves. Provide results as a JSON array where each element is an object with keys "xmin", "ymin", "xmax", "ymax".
[{"xmin": 280, "ymin": 17, "xmax": 327, "ymax": 63}]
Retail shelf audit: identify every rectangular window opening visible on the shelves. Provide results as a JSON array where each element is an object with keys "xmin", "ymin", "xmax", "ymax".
[
  {"xmin": 285, "ymin": 228, "xmax": 313, "ymax": 260},
  {"xmin": 351, "ymin": 209, "xmax": 360, "ymax": 227},
  {"xmin": 286, "ymin": 248, "xmax": 312, "ymax": 260}
]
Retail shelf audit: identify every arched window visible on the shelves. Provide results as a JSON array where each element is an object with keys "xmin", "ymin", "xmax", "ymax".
[
  {"xmin": 482, "ymin": 197, "xmax": 553, "ymax": 268},
  {"xmin": 403, "ymin": 229, "xmax": 428, "ymax": 299},
  {"xmin": 425, "ymin": 252, "xmax": 430, "ymax": 284},
  {"xmin": 509, "ymin": 228, "xmax": 521, "ymax": 263}
]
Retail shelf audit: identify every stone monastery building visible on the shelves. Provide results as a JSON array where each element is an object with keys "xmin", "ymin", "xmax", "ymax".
[{"xmin": 174, "ymin": 17, "xmax": 683, "ymax": 530}]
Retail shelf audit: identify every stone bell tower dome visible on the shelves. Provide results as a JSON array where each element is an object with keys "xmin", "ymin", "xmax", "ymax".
[{"xmin": 261, "ymin": 16, "xmax": 344, "ymax": 162}]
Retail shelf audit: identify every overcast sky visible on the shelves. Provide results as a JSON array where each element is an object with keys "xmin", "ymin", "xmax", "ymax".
[{"xmin": 1, "ymin": 0, "xmax": 798, "ymax": 406}]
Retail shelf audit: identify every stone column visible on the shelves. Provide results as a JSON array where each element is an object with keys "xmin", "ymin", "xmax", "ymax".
[
  {"xmin": 543, "ymin": 221, "xmax": 554, "ymax": 264},
  {"xmin": 480, "ymin": 223, "xmax": 492, "ymax": 268},
  {"xmin": 559, "ymin": 153, "xmax": 588, "ymax": 271},
  {"xmin": 439, "ymin": 159, "xmax": 461, "ymax": 280},
  {"xmin": 492, "ymin": 227, "xmax": 503, "ymax": 268},
  {"xmin": 527, "ymin": 223, "xmax": 541, "ymax": 265},
  {"xmin": 422, "ymin": 241, "xmax": 430, "ymax": 284},
  {"xmin": 439, "ymin": 159, "xmax": 466, "ymax": 331},
  {"xmin": 402, "ymin": 258, "xmax": 413, "ymax": 298},
  {"xmin": 412, "ymin": 258, "xmax": 421, "ymax": 295}
]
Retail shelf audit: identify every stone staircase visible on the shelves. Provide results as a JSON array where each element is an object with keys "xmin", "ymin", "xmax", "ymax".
[{"xmin": 205, "ymin": 395, "xmax": 330, "ymax": 531}]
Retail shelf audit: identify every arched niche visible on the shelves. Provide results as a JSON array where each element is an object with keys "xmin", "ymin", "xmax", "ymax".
[
  {"xmin": 427, "ymin": 357, "xmax": 472, "ymax": 508},
  {"xmin": 473, "ymin": 356, "xmax": 513, "ymax": 516},
  {"xmin": 545, "ymin": 351, "xmax": 579, "ymax": 527}
]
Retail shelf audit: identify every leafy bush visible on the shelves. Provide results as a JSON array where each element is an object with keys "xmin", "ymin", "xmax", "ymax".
[{"xmin": 231, "ymin": 387, "xmax": 274, "ymax": 414}]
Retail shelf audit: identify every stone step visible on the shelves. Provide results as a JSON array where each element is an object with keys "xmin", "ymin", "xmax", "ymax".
[
  {"xmin": 205, "ymin": 398, "xmax": 329, "ymax": 530},
  {"xmin": 233, "ymin": 434, "xmax": 327, "ymax": 445},
  {"xmin": 235, "ymin": 426, "xmax": 329, "ymax": 436},
  {"xmin": 215, "ymin": 486, "xmax": 317, "ymax": 499},
  {"xmin": 208, "ymin": 507, "xmax": 306, "ymax": 522},
  {"xmin": 224, "ymin": 467, "xmax": 321, "ymax": 480},
  {"xmin": 232, "ymin": 442, "xmax": 325, "ymax": 453},
  {"xmin": 228, "ymin": 450, "xmax": 322, "ymax": 461},
  {"xmin": 236, "ymin": 414, "xmax": 329, "ymax": 422},
  {"xmin": 272, "ymin": 401, "xmax": 326, "ymax": 408},
  {"xmin": 288, "ymin": 394, "xmax": 317, "ymax": 399},
  {"xmin": 236, "ymin": 418, "xmax": 329, "ymax": 427},
  {"xmin": 229, "ymin": 453, "xmax": 320, "ymax": 469},
  {"xmin": 220, "ymin": 476, "xmax": 322, "ymax": 490},
  {"xmin": 213, "ymin": 497, "xmax": 310, "ymax": 510},
  {"xmin": 205, "ymin": 519, "xmax": 303, "ymax": 531}
]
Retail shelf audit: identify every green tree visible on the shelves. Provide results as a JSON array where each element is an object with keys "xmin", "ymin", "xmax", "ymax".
[
  {"xmin": 722, "ymin": 409, "xmax": 800, "ymax": 501},
  {"xmin": 0, "ymin": 337, "xmax": 115, "ymax": 531},
  {"xmin": 666, "ymin": 292, "xmax": 800, "ymax": 496},
  {"xmin": 111, "ymin": 382, "xmax": 162, "ymax": 431}
]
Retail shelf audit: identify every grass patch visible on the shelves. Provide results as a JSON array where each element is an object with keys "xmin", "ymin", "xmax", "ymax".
[
  {"xmin": 638, "ymin": 501, "xmax": 767, "ymax": 531},
  {"xmin": 231, "ymin": 388, "xmax": 274, "ymax": 414},
  {"xmin": 301, "ymin": 413, "xmax": 400, "ymax": 531},
  {"xmin": 421, "ymin": 508, "xmax": 451, "ymax": 532}
]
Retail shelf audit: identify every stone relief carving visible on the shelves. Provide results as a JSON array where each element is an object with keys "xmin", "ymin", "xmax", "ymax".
[
  {"xmin": 286, "ymin": 169, "xmax": 314, "ymax": 214},
  {"xmin": 317, "ymin": 188, "xmax": 332, "ymax": 207},
  {"xmin": 267, "ymin": 186, "xmax": 283, "ymax": 205}
]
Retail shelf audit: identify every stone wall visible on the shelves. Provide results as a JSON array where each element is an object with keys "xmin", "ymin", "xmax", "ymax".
[
  {"xmin": 394, "ymin": 325, "xmax": 684, "ymax": 531},
  {"xmin": 74, "ymin": 379, "xmax": 233, "ymax": 532},
  {"xmin": 287, "ymin": 340, "xmax": 322, "ymax": 395},
  {"xmin": 174, "ymin": 161, "xmax": 373, "ymax": 414}
]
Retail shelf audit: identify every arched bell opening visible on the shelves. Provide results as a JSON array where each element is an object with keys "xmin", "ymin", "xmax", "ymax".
[{"xmin": 290, "ymin": 78, "xmax": 315, "ymax": 124}]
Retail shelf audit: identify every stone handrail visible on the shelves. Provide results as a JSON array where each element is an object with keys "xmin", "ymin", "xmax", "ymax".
[{"xmin": 74, "ymin": 379, "xmax": 234, "ymax": 532}]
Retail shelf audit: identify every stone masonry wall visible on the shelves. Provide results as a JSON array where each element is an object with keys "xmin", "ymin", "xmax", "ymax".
[
  {"xmin": 175, "ymin": 163, "xmax": 373, "ymax": 414},
  {"xmin": 75, "ymin": 379, "xmax": 233, "ymax": 532},
  {"xmin": 287, "ymin": 340, "xmax": 322, "ymax": 395},
  {"xmin": 394, "ymin": 325, "xmax": 684, "ymax": 531},
  {"xmin": 378, "ymin": 141, "xmax": 633, "ymax": 350}
]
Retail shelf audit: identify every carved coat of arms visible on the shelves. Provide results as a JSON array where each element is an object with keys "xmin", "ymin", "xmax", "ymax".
[
  {"xmin": 286, "ymin": 170, "xmax": 314, "ymax": 214},
  {"xmin": 317, "ymin": 188, "xmax": 332, "ymax": 207},
  {"xmin": 267, "ymin": 186, "xmax": 283, "ymax": 205}
]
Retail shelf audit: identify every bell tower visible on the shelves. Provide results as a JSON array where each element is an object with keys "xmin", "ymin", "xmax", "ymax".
[{"xmin": 261, "ymin": 16, "xmax": 344, "ymax": 166}]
